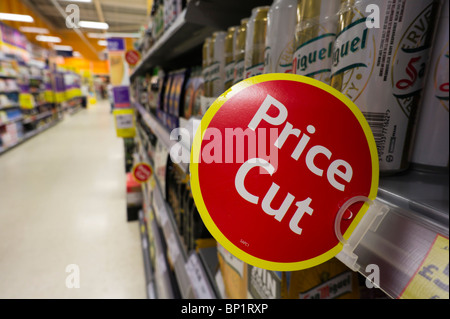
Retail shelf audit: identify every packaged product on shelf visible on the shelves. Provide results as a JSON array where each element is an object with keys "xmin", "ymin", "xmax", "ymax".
[
  {"xmin": 193, "ymin": 73, "xmax": 205, "ymax": 117},
  {"xmin": 202, "ymin": 37, "xmax": 212, "ymax": 97},
  {"xmin": 168, "ymin": 72, "xmax": 179, "ymax": 115},
  {"xmin": 183, "ymin": 67, "xmax": 203, "ymax": 119},
  {"xmin": 163, "ymin": 73, "xmax": 174, "ymax": 113},
  {"xmin": 173, "ymin": 68, "xmax": 189, "ymax": 118},
  {"xmin": 286, "ymin": 258, "xmax": 360, "ymax": 299},
  {"xmin": 157, "ymin": 69, "xmax": 166, "ymax": 110},
  {"xmin": 224, "ymin": 26, "xmax": 237, "ymax": 90},
  {"xmin": 411, "ymin": 0, "xmax": 449, "ymax": 171},
  {"xmin": 293, "ymin": 0, "xmax": 339, "ymax": 84},
  {"xmin": 147, "ymin": 69, "xmax": 160, "ymax": 110},
  {"xmin": 210, "ymin": 31, "xmax": 227, "ymax": 97},
  {"xmin": 217, "ymin": 244, "xmax": 248, "ymax": 299},
  {"xmin": 244, "ymin": 6, "xmax": 270, "ymax": 79},
  {"xmin": 264, "ymin": 0, "xmax": 299, "ymax": 74},
  {"xmin": 233, "ymin": 18, "xmax": 248, "ymax": 85},
  {"xmin": 247, "ymin": 265, "xmax": 283, "ymax": 299},
  {"xmin": 330, "ymin": 0, "xmax": 440, "ymax": 174}
]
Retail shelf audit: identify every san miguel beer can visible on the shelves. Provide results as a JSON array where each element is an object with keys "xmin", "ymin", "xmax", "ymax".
[
  {"xmin": 224, "ymin": 26, "xmax": 237, "ymax": 90},
  {"xmin": 244, "ymin": 6, "xmax": 270, "ymax": 79},
  {"xmin": 233, "ymin": 18, "xmax": 248, "ymax": 84},
  {"xmin": 330, "ymin": 0, "xmax": 440, "ymax": 174},
  {"xmin": 264, "ymin": 0, "xmax": 299, "ymax": 74},
  {"xmin": 210, "ymin": 31, "xmax": 227, "ymax": 97},
  {"xmin": 202, "ymin": 37, "xmax": 211, "ymax": 97},
  {"xmin": 411, "ymin": 0, "xmax": 449, "ymax": 171},
  {"xmin": 293, "ymin": 0, "xmax": 339, "ymax": 84}
]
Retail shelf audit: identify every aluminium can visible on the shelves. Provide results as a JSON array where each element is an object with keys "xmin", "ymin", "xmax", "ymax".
[
  {"xmin": 233, "ymin": 18, "xmax": 249, "ymax": 84},
  {"xmin": 293, "ymin": 0, "xmax": 340, "ymax": 84},
  {"xmin": 202, "ymin": 37, "xmax": 211, "ymax": 97},
  {"xmin": 210, "ymin": 31, "xmax": 227, "ymax": 97},
  {"xmin": 411, "ymin": 0, "xmax": 449, "ymax": 171},
  {"xmin": 330, "ymin": 0, "xmax": 440, "ymax": 174},
  {"xmin": 224, "ymin": 26, "xmax": 238, "ymax": 90},
  {"xmin": 244, "ymin": 6, "xmax": 270, "ymax": 79},
  {"xmin": 264, "ymin": 0, "xmax": 300, "ymax": 74}
]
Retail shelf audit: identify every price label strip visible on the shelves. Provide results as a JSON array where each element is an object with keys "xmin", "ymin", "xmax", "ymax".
[
  {"xmin": 185, "ymin": 253, "xmax": 216, "ymax": 299},
  {"xmin": 400, "ymin": 235, "xmax": 449, "ymax": 299}
]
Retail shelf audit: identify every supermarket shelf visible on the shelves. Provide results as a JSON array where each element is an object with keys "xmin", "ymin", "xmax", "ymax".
[
  {"xmin": 0, "ymin": 119, "xmax": 61, "ymax": 155},
  {"xmin": 131, "ymin": 0, "xmax": 273, "ymax": 78},
  {"xmin": 22, "ymin": 111, "xmax": 53, "ymax": 124},
  {"xmin": 0, "ymin": 104, "xmax": 20, "ymax": 110},
  {"xmin": 141, "ymin": 179, "xmax": 177, "ymax": 299},
  {"xmin": 135, "ymin": 102, "xmax": 190, "ymax": 173},
  {"xmin": 0, "ymin": 116, "xmax": 23, "ymax": 126},
  {"xmin": 338, "ymin": 170, "xmax": 449, "ymax": 299},
  {"xmin": 138, "ymin": 209, "xmax": 157, "ymax": 299},
  {"xmin": 136, "ymin": 127, "xmax": 219, "ymax": 299}
]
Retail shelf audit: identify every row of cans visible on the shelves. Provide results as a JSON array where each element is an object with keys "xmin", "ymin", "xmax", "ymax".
[{"xmin": 201, "ymin": 0, "xmax": 449, "ymax": 174}]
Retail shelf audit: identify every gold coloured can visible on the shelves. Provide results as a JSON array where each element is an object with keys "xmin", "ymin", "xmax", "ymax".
[
  {"xmin": 233, "ymin": 18, "xmax": 248, "ymax": 84},
  {"xmin": 244, "ymin": 6, "xmax": 270, "ymax": 79},
  {"xmin": 224, "ymin": 26, "xmax": 237, "ymax": 90},
  {"xmin": 202, "ymin": 37, "xmax": 211, "ymax": 97},
  {"xmin": 293, "ymin": 0, "xmax": 339, "ymax": 83},
  {"xmin": 210, "ymin": 31, "xmax": 227, "ymax": 97},
  {"xmin": 330, "ymin": 0, "xmax": 440, "ymax": 174}
]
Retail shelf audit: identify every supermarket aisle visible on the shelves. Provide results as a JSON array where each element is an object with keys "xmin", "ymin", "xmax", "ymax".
[{"xmin": 0, "ymin": 101, "xmax": 146, "ymax": 299}]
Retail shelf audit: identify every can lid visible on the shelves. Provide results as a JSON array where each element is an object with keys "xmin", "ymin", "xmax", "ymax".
[
  {"xmin": 240, "ymin": 18, "xmax": 249, "ymax": 25},
  {"xmin": 227, "ymin": 26, "xmax": 237, "ymax": 33}
]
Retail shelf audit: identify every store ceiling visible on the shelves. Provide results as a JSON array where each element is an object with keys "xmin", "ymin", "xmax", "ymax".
[{"xmin": 24, "ymin": 0, "xmax": 148, "ymax": 32}]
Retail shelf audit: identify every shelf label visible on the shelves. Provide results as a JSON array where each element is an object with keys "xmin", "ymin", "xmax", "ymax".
[
  {"xmin": 185, "ymin": 253, "xmax": 215, "ymax": 299},
  {"xmin": 400, "ymin": 235, "xmax": 449, "ymax": 299},
  {"xmin": 190, "ymin": 73, "xmax": 379, "ymax": 271},
  {"xmin": 167, "ymin": 232, "xmax": 180, "ymax": 264},
  {"xmin": 132, "ymin": 162, "xmax": 153, "ymax": 183},
  {"xmin": 113, "ymin": 108, "xmax": 135, "ymax": 138}
]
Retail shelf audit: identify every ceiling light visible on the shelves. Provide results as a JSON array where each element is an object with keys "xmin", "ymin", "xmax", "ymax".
[
  {"xmin": 87, "ymin": 32, "xmax": 106, "ymax": 39},
  {"xmin": 73, "ymin": 51, "xmax": 82, "ymax": 57},
  {"xmin": 53, "ymin": 45, "xmax": 73, "ymax": 51},
  {"xmin": 97, "ymin": 40, "xmax": 107, "ymax": 46},
  {"xmin": 79, "ymin": 21, "xmax": 109, "ymax": 30},
  {"xmin": 19, "ymin": 27, "xmax": 50, "ymax": 34},
  {"xmin": 106, "ymin": 32, "xmax": 140, "ymax": 38},
  {"xmin": 36, "ymin": 35, "xmax": 62, "ymax": 43},
  {"xmin": 0, "ymin": 13, "xmax": 34, "ymax": 23},
  {"xmin": 59, "ymin": 0, "xmax": 92, "ymax": 2}
]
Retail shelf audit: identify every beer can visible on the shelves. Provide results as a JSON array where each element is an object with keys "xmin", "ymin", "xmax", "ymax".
[
  {"xmin": 411, "ymin": 0, "xmax": 449, "ymax": 171},
  {"xmin": 210, "ymin": 31, "xmax": 227, "ymax": 97},
  {"xmin": 202, "ymin": 37, "xmax": 211, "ymax": 97},
  {"xmin": 224, "ymin": 26, "xmax": 238, "ymax": 90},
  {"xmin": 233, "ymin": 18, "xmax": 248, "ymax": 84},
  {"xmin": 264, "ymin": 0, "xmax": 299, "ymax": 74},
  {"xmin": 330, "ymin": 0, "xmax": 440, "ymax": 174},
  {"xmin": 293, "ymin": 0, "xmax": 339, "ymax": 84},
  {"xmin": 244, "ymin": 6, "xmax": 270, "ymax": 79}
]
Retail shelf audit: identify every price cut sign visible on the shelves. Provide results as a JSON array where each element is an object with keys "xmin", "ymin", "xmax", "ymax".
[
  {"xmin": 132, "ymin": 162, "xmax": 153, "ymax": 183},
  {"xmin": 190, "ymin": 74, "xmax": 379, "ymax": 271}
]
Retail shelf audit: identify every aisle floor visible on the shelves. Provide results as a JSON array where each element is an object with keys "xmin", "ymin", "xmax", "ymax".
[{"xmin": 0, "ymin": 101, "xmax": 146, "ymax": 299}]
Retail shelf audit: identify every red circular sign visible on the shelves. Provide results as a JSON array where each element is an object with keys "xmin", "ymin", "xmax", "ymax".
[
  {"xmin": 190, "ymin": 74, "xmax": 378, "ymax": 271},
  {"xmin": 125, "ymin": 50, "xmax": 140, "ymax": 66},
  {"xmin": 132, "ymin": 162, "xmax": 152, "ymax": 183}
]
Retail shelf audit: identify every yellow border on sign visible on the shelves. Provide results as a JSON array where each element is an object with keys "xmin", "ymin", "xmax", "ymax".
[
  {"xmin": 190, "ymin": 73, "xmax": 379, "ymax": 271},
  {"xmin": 132, "ymin": 162, "xmax": 152, "ymax": 183}
]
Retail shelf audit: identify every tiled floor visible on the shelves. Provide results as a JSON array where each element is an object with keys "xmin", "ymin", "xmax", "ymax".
[{"xmin": 0, "ymin": 101, "xmax": 146, "ymax": 298}]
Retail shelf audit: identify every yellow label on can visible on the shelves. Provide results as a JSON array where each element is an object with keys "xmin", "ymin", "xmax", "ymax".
[{"xmin": 400, "ymin": 235, "xmax": 449, "ymax": 299}]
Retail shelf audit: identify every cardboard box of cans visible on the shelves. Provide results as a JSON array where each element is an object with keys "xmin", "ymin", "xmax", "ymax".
[
  {"xmin": 200, "ymin": 0, "xmax": 449, "ymax": 174},
  {"xmin": 216, "ymin": 242, "xmax": 362, "ymax": 299}
]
